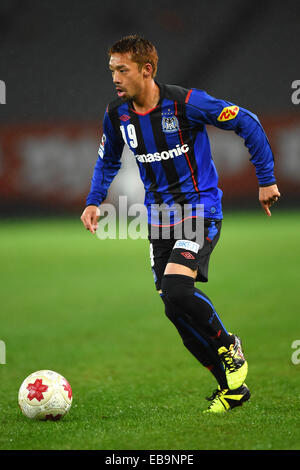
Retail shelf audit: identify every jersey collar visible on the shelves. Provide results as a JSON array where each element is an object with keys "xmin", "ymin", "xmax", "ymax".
[{"xmin": 129, "ymin": 81, "xmax": 164, "ymax": 115}]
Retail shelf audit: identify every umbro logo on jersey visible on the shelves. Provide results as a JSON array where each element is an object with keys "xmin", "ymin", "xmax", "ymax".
[
  {"xmin": 136, "ymin": 144, "xmax": 190, "ymax": 163},
  {"xmin": 120, "ymin": 114, "xmax": 130, "ymax": 122}
]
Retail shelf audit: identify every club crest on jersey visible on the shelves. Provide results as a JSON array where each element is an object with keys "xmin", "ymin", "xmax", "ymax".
[{"xmin": 162, "ymin": 115, "xmax": 179, "ymax": 133}]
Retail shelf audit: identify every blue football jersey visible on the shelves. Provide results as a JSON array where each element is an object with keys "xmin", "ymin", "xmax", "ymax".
[{"xmin": 86, "ymin": 83, "xmax": 276, "ymax": 223}]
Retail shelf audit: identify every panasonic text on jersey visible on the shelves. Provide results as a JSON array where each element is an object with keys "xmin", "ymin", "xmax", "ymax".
[{"xmin": 136, "ymin": 143, "xmax": 190, "ymax": 163}]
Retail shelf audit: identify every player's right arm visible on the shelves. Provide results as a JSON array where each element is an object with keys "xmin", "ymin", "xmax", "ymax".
[{"xmin": 80, "ymin": 108, "xmax": 124, "ymax": 234}]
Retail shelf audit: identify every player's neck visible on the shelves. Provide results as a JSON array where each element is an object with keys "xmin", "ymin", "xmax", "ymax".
[{"xmin": 132, "ymin": 81, "xmax": 160, "ymax": 114}]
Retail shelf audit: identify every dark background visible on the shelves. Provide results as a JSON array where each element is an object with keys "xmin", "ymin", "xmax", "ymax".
[{"xmin": 0, "ymin": 0, "xmax": 300, "ymax": 215}]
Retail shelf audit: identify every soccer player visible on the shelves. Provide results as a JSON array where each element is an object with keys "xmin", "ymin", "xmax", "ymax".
[{"xmin": 80, "ymin": 35, "xmax": 280, "ymax": 413}]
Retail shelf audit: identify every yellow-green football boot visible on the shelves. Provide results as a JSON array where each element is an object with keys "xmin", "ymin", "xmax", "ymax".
[
  {"xmin": 218, "ymin": 335, "xmax": 248, "ymax": 390},
  {"xmin": 203, "ymin": 384, "xmax": 250, "ymax": 413}
]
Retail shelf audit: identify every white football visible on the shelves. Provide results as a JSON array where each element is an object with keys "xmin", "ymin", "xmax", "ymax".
[{"xmin": 18, "ymin": 370, "xmax": 73, "ymax": 420}]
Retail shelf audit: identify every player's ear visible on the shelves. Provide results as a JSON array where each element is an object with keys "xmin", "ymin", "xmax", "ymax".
[{"xmin": 143, "ymin": 63, "xmax": 153, "ymax": 79}]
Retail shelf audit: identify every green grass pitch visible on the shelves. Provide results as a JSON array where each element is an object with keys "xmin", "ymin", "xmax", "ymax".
[{"xmin": 0, "ymin": 210, "xmax": 299, "ymax": 450}]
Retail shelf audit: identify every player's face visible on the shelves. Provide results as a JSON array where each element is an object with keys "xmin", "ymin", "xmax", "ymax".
[{"xmin": 109, "ymin": 53, "xmax": 145, "ymax": 101}]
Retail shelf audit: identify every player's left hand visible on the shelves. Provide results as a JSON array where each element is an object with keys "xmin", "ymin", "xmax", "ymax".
[{"xmin": 259, "ymin": 184, "xmax": 281, "ymax": 217}]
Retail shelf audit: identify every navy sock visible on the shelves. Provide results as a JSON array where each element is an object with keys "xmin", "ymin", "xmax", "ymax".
[
  {"xmin": 161, "ymin": 293, "xmax": 228, "ymax": 389},
  {"xmin": 161, "ymin": 274, "xmax": 234, "ymax": 350}
]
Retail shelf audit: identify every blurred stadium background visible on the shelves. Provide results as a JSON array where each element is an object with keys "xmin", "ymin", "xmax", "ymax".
[
  {"xmin": 0, "ymin": 0, "xmax": 299, "ymax": 216},
  {"xmin": 1, "ymin": 1, "xmax": 300, "ymax": 451}
]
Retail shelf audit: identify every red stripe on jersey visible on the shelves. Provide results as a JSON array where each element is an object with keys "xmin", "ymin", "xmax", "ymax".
[
  {"xmin": 130, "ymin": 105, "xmax": 159, "ymax": 116},
  {"xmin": 174, "ymin": 101, "xmax": 200, "ymax": 194},
  {"xmin": 185, "ymin": 89, "xmax": 193, "ymax": 103}
]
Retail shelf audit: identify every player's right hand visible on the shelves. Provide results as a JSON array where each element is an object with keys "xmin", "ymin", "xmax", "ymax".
[{"xmin": 80, "ymin": 205, "xmax": 100, "ymax": 234}]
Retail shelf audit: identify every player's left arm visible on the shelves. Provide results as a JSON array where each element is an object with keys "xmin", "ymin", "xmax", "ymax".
[
  {"xmin": 258, "ymin": 184, "xmax": 280, "ymax": 217},
  {"xmin": 186, "ymin": 89, "xmax": 281, "ymax": 216}
]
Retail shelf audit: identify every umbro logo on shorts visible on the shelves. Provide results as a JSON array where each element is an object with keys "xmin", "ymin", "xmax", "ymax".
[{"xmin": 180, "ymin": 252, "xmax": 195, "ymax": 260}]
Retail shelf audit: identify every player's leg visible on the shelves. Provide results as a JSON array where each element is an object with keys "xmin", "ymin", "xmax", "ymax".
[
  {"xmin": 162, "ymin": 268, "xmax": 233, "ymax": 349},
  {"xmin": 159, "ymin": 288, "xmax": 228, "ymax": 389},
  {"xmin": 160, "ymin": 219, "xmax": 248, "ymax": 391},
  {"xmin": 161, "ymin": 270, "xmax": 248, "ymax": 390},
  {"xmin": 149, "ymin": 239, "xmax": 229, "ymax": 390}
]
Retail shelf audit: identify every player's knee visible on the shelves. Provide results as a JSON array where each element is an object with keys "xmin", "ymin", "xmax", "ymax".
[
  {"xmin": 161, "ymin": 274, "xmax": 194, "ymax": 305},
  {"xmin": 164, "ymin": 305, "xmax": 177, "ymax": 324},
  {"xmin": 161, "ymin": 275, "xmax": 181, "ymax": 303},
  {"xmin": 159, "ymin": 288, "xmax": 179, "ymax": 323}
]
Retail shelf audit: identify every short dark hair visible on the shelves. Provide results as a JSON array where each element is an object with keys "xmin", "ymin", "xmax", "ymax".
[{"xmin": 108, "ymin": 35, "xmax": 158, "ymax": 78}]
